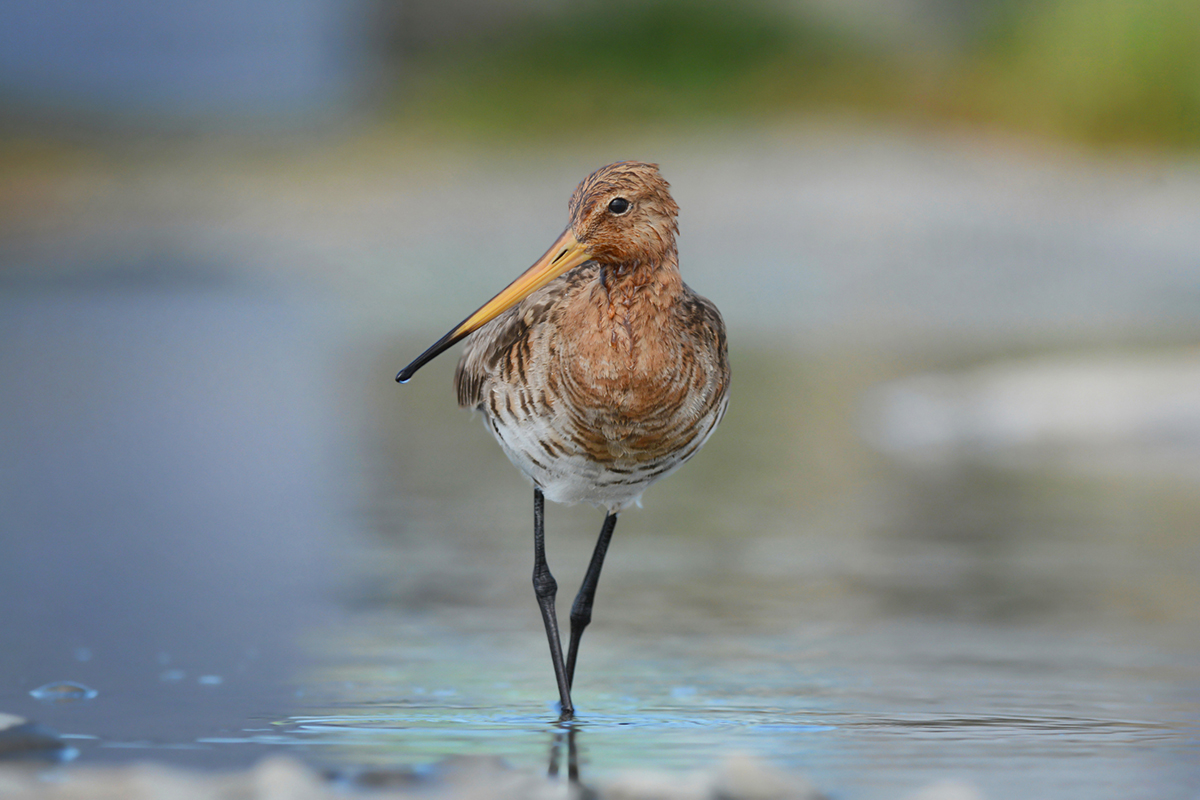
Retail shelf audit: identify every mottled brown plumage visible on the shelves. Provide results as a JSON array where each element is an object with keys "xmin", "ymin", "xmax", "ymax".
[
  {"xmin": 395, "ymin": 161, "xmax": 729, "ymax": 719},
  {"xmin": 454, "ymin": 162, "xmax": 729, "ymax": 512}
]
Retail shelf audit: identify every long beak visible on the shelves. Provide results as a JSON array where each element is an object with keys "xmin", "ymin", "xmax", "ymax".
[{"xmin": 396, "ymin": 227, "xmax": 591, "ymax": 383}]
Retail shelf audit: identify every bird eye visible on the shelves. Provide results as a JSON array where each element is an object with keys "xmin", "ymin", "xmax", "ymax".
[{"xmin": 607, "ymin": 197, "xmax": 631, "ymax": 215}]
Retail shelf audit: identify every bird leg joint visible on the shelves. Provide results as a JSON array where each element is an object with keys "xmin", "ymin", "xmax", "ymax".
[
  {"xmin": 533, "ymin": 568, "xmax": 558, "ymax": 601},
  {"xmin": 569, "ymin": 597, "xmax": 592, "ymax": 630}
]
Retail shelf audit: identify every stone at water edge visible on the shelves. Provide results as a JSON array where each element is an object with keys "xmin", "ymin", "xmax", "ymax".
[{"xmin": 0, "ymin": 714, "xmax": 72, "ymax": 761}]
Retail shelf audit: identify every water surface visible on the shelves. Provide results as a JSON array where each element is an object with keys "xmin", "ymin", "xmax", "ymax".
[{"xmin": 2, "ymin": 134, "xmax": 1199, "ymax": 797}]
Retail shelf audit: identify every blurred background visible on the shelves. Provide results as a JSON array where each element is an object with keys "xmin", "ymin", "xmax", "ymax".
[{"xmin": 1, "ymin": 1, "xmax": 1198, "ymax": 798}]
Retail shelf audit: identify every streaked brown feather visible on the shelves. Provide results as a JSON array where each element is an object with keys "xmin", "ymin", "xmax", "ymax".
[{"xmin": 452, "ymin": 162, "xmax": 728, "ymax": 512}]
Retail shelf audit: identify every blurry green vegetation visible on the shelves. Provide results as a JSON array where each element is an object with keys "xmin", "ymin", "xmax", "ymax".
[
  {"xmin": 394, "ymin": 0, "xmax": 1200, "ymax": 149},
  {"xmin": 966, "ymin": 0, "xmax": 1200, "ymax": 147},
  {"xmin": 396, "ymin": 0, "xmax": 906, "ymax": 137}
]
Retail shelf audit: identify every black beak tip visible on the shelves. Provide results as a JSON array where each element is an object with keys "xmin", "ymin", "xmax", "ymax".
[{"xmin": 395, "ymin": 326, "xmax": 467, "ymax": 386}]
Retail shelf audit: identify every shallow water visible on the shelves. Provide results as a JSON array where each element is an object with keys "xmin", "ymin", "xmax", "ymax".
[
  {"xmin": 300, "ymin": 340, "xmax": 1200, "ymax": 799},
  {"xmin": 2, "ymin": 133, "xmax": 1199, "ymax": 797},
  {"xmin": 1, "ymin": 277, "xmax": 1197, "ymax": 798}
]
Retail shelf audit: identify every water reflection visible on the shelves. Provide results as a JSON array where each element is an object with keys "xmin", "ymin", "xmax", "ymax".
[
  {"xmin": 0, "ymin": 279, "xmax": 347, "ymax": 767},
  {"xmin": 546, "ymin": 726, "xmax": 580, "ymax": 785},
  {"xmin": 286, "ymin": 338, "xmax": 1200, "ymax": 798},
  {"xmin": 1, "ymin": 275, "xmax": 1197, "ymax": 797}
]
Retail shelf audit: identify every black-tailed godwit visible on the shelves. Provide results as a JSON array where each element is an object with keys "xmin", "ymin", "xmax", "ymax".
[{"xmin": 396, "ymin": 161, "xmax": 730, "ymax": 719}]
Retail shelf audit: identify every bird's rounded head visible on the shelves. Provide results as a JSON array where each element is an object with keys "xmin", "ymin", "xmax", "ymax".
[{"xmin": 568, "ymin": 161, "xmax": 680, "ymax": 269}]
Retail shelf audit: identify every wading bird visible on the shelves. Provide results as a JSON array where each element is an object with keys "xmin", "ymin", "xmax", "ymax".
[{"xmin": 396, "ymin": 162, "xmax": 729, "ymax": 719}]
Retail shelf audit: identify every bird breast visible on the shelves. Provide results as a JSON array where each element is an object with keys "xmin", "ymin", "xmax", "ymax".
[{"xmin": 461, "ymin": 267, "xmax": 729, "ymax": 511}]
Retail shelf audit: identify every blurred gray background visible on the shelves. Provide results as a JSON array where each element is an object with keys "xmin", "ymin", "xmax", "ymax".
[{"xmin": 1, "ymin": 1, "xmax": 1198, "ymax": 798}]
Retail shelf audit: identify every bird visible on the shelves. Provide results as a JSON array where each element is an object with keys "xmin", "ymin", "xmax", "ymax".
[{"xmin": 395, "ymin": 161, "xmax": 729, "ymax": 720}]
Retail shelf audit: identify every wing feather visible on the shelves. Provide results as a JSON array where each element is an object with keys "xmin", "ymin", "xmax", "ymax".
[{"xmin": 453, "ymin": 265, "xmax": 597, "ymax": 409}]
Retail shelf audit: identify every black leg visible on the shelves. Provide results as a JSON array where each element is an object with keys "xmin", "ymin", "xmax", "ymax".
[
  {"xmin": 532, "ymin": 488, "xmax": 574, "ymax": 719},
  {"xmin": 566, "ymin": 512, "xmax": 618, "ymax": 690}
]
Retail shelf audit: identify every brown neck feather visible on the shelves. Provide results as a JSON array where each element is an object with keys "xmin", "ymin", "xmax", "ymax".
[{"xmin": 587, "ymin": 251, "xmax": 683, "ymax": 359}]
